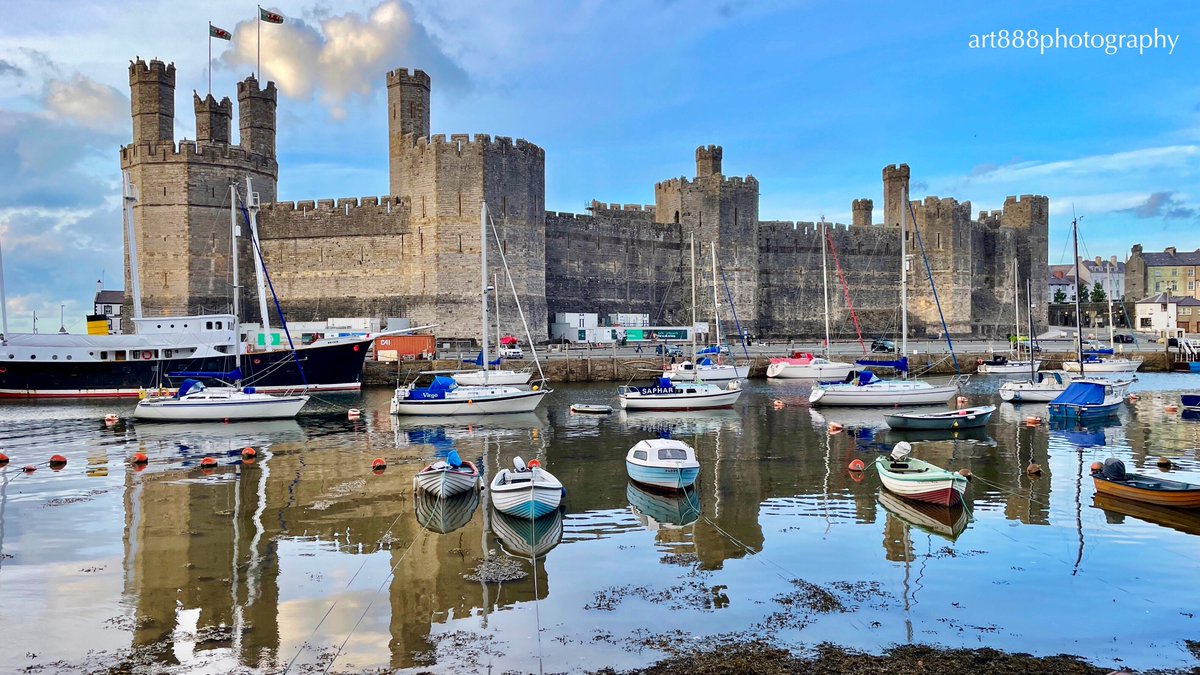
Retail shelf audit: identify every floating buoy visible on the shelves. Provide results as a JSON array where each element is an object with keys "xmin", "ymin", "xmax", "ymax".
[
  {"xmin": 371, "ymin": 458, "xmax": 387, "ymax": 470},
  {"xmin": 0, "ymin": 452, "xmax": 8, "ymax": 466},
  {"xmin": 1157, "ymin": 456, "xmax": 1174, "ymax": 469},
  {"xmin": 1024, "ymin": 416, "xmax": 1041, "ymax": 427},
  {"xmin": 49, "ymin": 454, "xmax": 67, "ymax": 469},
  {"xmin": 1026, "ymin": 462, "xmax": 1042, "ymax": 476},
  {"xmin": 847, "ymin": 459, "xmax": 865, "ymax": 472},
  {"xmin": 532, "ymin": 385, "xmax": 539, "ymax": 391},
  {"xmin": 1127, "ymin": 394, "xmax": 1139, "ymax": 402},
  {"xmin": 199, "ymin": 457, "xmax": 218, "ymax": 468},
  {"xmin": 347, "ymin": 408, "xmax": 361, "ymax": 419},
  {"xmin": 957, "ymin": 468, "xmax": 973, "ymax": 480},
  {"xmin": 956, "ymin": 396, "xmax": 968, "ymax": 407},
  {"xmin": 130, "ymin": 453, "xmax": 148, "ymax": 465},
  {"xmin": 1165, "ymin": 404, "xmax": 1179, "ymax": 413},
  {"xmin": 241, "ymin": 447, "xmax": 257, "ymax": 458},
  {"xmin": 467, "ymin": 399, "xmax": 473, "ymax": 405},
  {"xmin": 828, "ymin": 422, "xmax": 844, "ymax": 434},
  {"xmin": 772, "ymin": 399, "xmax": 785, "ymax": 409},
  {"xmin": 528, "ymin": 459, "xmax": 541, "ymax": 468},
  {"xmin": 1090, "ymin": 461, "xmax": 1103, "ymax": 473},
  {"xmin": 22, "ymin": 465, "xmax": 36, "ymax": 473},
  {"xmin": 104, "ymin": 413, "xmax": 119, "ymax": 426}
]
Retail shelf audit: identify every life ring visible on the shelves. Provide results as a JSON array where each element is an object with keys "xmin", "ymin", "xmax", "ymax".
[{"xmin": 142, "ymin": 351, "xmax": 153, "ymax": 360}]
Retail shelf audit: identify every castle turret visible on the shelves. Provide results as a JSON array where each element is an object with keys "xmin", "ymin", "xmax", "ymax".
[
  {"xmin": 852, "ymin": 198, "xmax": 873, "ymax": 227},
  {"xmin": 387, "ymin": 68, "xmax": 431, "ymax": 196},
  {"xmin": 882, "ymin": 163, "xmax": 910, "ymax": 227},
  {"xmin": 696, "ymin": 145, "xmax": 722, "ymax": 177},
  {"xmin": 238, "ymin": 75, "xmax": 276, "ymax": 157},
  {"xmin": 129, "ymin": 58, "xmax": 175, "ymax": 145},
  {"xmin": 193, "ymin": 92, "xmax": 232, "ymax": 145}
]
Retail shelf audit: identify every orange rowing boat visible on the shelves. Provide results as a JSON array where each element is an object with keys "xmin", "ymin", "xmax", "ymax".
[{"xmin": 1092, "ymin": 458, "xmax": 1200, "ymax": 509}]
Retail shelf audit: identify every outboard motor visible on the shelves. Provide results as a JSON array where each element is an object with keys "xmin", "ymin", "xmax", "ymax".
[
  {"xmin": 890, "ymin": 441, "xmax": 913, "ymax": 462},
  {"xmin": 513, "ymin": 456, "xmax": 527, "ymax": 472},
  {"xmin": 1101, "ymin": 457, "xmax": 1127, "ymax": 480}
]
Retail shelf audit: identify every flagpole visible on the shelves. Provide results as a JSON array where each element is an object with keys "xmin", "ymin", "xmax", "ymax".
[
  {"xmin": 256, "ymin": 5, "xmax": 261, "ymax": 80},
  {"xmin": 208, "ymin": 22, "xmax": 212, "ymax": 95}
]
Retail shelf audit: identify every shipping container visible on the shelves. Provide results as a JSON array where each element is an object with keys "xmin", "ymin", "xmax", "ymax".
[{"xmin": 374, "ymin": 334, "xmax": 436, "ymax": 361}]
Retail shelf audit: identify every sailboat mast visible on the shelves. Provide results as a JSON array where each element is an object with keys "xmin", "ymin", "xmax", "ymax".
[
  {"xmin": 1027, "ymin": 277, "xmax": 1035, "ymax": 382},
  {"xmin": 230, "ymin": 183, "xmax": 242, "ymax": 375},
  {"xmin": 900, "ymin": 185, "xmax": 908, "ymax": 358},
  {"xmin": 494, "ymin": 272, "xmax": 500, "ymax": 371},
  {"xmin": 1072, "ymin": 218, "xmax": 1084, "ymax": 375},
  {"xmin": 481, "ymin": 204, "xmax": 490, "ymax": 385},
  {"xmin": 122, "ymin": 170, "xmax": 143, "ymax": 320},
  {"xmin": 1013, "ymin": 265, "xmax": 1019, "ymax": 356},
  {"xmin": 1106, "ymin": 263, "xmax": 1115, "ymax": 346},
  {"xmin": 0, "ymin": 236, "xmax": 8, "ymax": 337},
  {"xmin": 710, "ymin": 243, "xmax": 721, "ymax": 354},
  {"xmin": 245, "ymin": 176, "xmax": 271, "ymax": 339},
  {"xmin": 821, "ymin": 218, "xmax": 831, "ymax": 357},
  {"xmin": 690, "ymin": 233, "xmax": 697, "ymax": 362}
]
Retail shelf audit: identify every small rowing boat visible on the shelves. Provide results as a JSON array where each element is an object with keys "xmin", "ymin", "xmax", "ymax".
[
  {"xmin": 1091, "ymin": 458, "xmax": 1200, "ymax": 509},
  {"xmin": 875, "ymin": 442, "xmax": 969, "ymax": 506},
  {"xmin": 884, "ymin": 405, "xmax": 995, "ymax": 431},
  {"xmin": 489, "ymin": 456, "xmax": 564, "ymax": 518},
  {"xmin": 414, "ymin": 450, "xmax": 479, "ymax": 498},
  {"xmin": 570, "ymin": 403, "xmax": 612, "ymax": 414}
]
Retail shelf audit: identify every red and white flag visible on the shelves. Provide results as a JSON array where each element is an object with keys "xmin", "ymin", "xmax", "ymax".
[{"xmin": 259, "ymin": 8, "xmax": 284, "ymax": 23}]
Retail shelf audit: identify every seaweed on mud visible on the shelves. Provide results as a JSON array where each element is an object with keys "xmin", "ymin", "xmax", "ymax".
[
  {"xmin": 585, "ymin": 581, "xmax": 723, "ymax": 612},
  {"xmin": 463, "ymin": 556, "xmax": 526, "ymax": 583}
]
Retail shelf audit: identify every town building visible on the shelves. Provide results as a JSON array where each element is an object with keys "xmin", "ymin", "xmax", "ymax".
[
  {"xmin": 1126, "ymin": 245, "xmax": 1200, "ymax": 300},
  {"xmin": 1134, "ymin": 292, "xmax": 1200, "ymax": 333}
]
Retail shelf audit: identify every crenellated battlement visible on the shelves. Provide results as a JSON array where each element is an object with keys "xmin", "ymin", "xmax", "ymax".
[
  {"xmin": 119, "ymin": 139, "xmax": 277, "ymax": 171},
  {"xmin": 587, "ymin": 200, "xmax": 657, "ymax": 213},
  {"xmin": 129, "ymin": 58, "xmax": 175, "ymax": 85},
  {"xmin": 399, "ymin": 131, "xmax": 546, "ymax": 158},
  {"xmin": 386, "ymin": 68, "xmax": 430, "ymax": 89},
  {"xmin": 236, "ymin": 75, "xmax": 277, "ymax": 101},
  {"xmin": 264, "ymin": 195, "xmax": 407, "ymax": 212}
]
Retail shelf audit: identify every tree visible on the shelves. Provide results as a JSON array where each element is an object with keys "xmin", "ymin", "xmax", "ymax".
[
  {"xmin": 1053, "ymin": 288, "xmax": 1067, "ymax": 304},
  {"xmin": 1078, "ymin": 282, "xmax": 1089, "ymax": 303},
  {"xmin": 1090, "ymin": 282, "xmax": 1107, "ymax": 303}
]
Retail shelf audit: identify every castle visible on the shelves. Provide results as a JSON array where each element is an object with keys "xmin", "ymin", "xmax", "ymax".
[{"xmin": 121, "ymin": 59, "xmax": 1049, "ymax": 341}]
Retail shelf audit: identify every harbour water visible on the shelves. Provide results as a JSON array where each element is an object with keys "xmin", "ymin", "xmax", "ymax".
[{"xmin": 1, "ymin": 375, "xmax": 1199, "ymax": 673}]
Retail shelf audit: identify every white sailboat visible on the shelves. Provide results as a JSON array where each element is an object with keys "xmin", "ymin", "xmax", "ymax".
[
  {"xmin": 133, "ymin": 181, "xmax": 309, "ymax": 422},
  {"xmin": 1063, "ymin": 236, "xmax": 1141, "ymax": 374},
  {"xmin": 768, "ymin": 218, "xmax": 855, "ymax": 380},
  {"xmin": 391, "ymin": 204, "xmax": 550, "ymax": 416},
  {"xmin": 810, "ymin": 188, "xmax": 965, "ymax": 406},
  {"xmin": 979, "ymin": 265, "xmax": 1042, "ymax": 374},
  {"xmin": 665, "ymin": 243, "xmax": 749, "ymax": 382},
  {"xmin": 453, "ymin": 272, "xmax": 532, "ymax": 386},
  {"xmin": 1000, "ymin": 278, "xmax": 1075, "ymax": 402}
]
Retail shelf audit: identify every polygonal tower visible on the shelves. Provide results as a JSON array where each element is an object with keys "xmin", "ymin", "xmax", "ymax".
[{"xmin": 882, "ymin": 163, "xmax": 910, "ymax": 227}]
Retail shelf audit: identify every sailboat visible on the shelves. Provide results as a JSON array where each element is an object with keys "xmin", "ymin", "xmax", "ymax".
[
  {"xmin": 620, "ymin": 234, "xmax": 743, "ymax": 410},
  {"xmin": 1062, "ymin": 231, "xmax": 1141, "ymax": 374},
  {"xmin": 664, "ymin": 243, "xmax": 749, "ymax": 382},
  {"xmin": 1000, "ymin": 278, "xmax": 1076, "ymax": 402},
  {"xmin": 391, "ymin": 204, "xmax": 550, "ymax": 416},
  {"xmin": 767, "ymin": 218, "xmax": 856, "ymax": 380},
  {"xmin": 453, "ymin": 273, "xmax": 533, "ymax": 386},
  {"xmin": 810, "ymin": 187, "xmax": 966, "ymax": 406},
  {"xmin": 133, "ymin": 181, "xmax": 309, "ymax": 422},
  {"xmin": 979, "ymin": 265, "xmax": 1043, "ymax": 374}
]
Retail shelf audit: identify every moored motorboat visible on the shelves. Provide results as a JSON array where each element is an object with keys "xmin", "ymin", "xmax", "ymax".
[
  {"xmin": 1091, "ymin": 458, "xmax": 1200, "ymax": 508},
  {"xmin": 625, "ymin": 438, "xmax": 700, "ymax": 490},
  {"xmin": 415, "ymin": 487, "xmax": 480, "ymax": 535},
  {"xmin": 618, "ymin": 377, "xmax": 742, "ymax": 411},
  {"xmin": 132, "ymin": 379, "xmax": 309, "ymax": 421},
  {"xmin": 766, "ymin": 353, "xmax": 856, "ymax": 380},
  {"xmin": 489, "ymin": 456, "xmax": 564, "ymax": 518},
  {"xmin": 414, "ymin": 450, "xmax": 480, "ymax": 498},
  {"xmin": 1048, "ymin": 380, "xmax": 1125, "ymax": 420},
  {"xmin": 810, "ymin": 371, "xmax": 965, "ymax": 407},
  {"xmin": 875, "ymin": 442, "xmax": 969, "ymax": 506},
  {"xmin": 1063, "ymin": 356, "xmax": 1142, "ymax": 373},
  {"xmin": 884, "ymin": 405, "xmax": 995, "ymax": 431},
  {"xmin": 664, "ymin": 358, "xmax": 749, "ymax": 382}
]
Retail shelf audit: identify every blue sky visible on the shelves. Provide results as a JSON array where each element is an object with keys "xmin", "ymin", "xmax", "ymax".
[{"xmin": 1, "ymin": 1, "xmax": 1197, "ymax": 331}]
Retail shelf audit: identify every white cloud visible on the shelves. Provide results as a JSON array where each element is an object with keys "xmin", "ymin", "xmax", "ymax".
[
  {"xmin": 41, "ymin": 74, "xmax": 128, "ymax": 132},
  {"xmin": 964, "ymin": 145, "xmax": 1200, "ymax": 185},
  {"xmin": 219, "ymin": 1, "xmax": 467, "ymax": 119}
]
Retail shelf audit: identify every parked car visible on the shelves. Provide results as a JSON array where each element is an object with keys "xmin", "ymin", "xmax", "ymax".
[
  {"xmin": 499, "ymin": 346, "xmax": 524, "ymax": 358},
  {"xmin": 655, "ymin": 344, "xmax": 684, "ymax": 357},
  {"xmin": 870, "ymin": 338, "xmax": 897, "ymax": 353},
  {"xmin": 1016, "ymin": 338, "xmax": 1042, "ymax": 352},
  {"xmin": 1113, "ymin": 333, "xmax": 1135, "ymax": 344}
]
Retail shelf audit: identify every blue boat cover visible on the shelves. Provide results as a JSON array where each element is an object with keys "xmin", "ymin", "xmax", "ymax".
[
  {"xmin": 447, "ymin": 450, "xmax": 463, "ymax": 467},
  {"xmin": 176, "ymin": 379, "xmax": 204, "ymax": 398},
  {"xmin": 1050, "ymin": 381, "xmax": 1106, "ymax": 406},
  {"xmin": 697, "ymin": 357, "xmax": 713, "ymax": 366},
  {"xmin": 1181, "ymin": 394, "xmax": 1200, "ymax": 408},
  {"xmin": 430, "ymin": 376, "xmax": 457, "ymax": 392},
  {"xmin": 696, "ymin": 346, "xmax": 720, "ymax": 355},
  {"xmin": 464, "ymin": 351, "xmax": 502, "ymax": 366},
  {"xmin": 858, "ymin": 371, "xmax": 882, "ymax": 386},
  {"xmin": 855, "ymin": 357, "xmax": 909, "ymax": 372},
  {"xmin": 1083, "ymin": 348, "xmax": 1114, "ymax": 356}
]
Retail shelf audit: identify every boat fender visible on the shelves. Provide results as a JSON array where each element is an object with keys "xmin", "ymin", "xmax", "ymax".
[
  {"xmin": 200, "ymin": 457, "xmax": 218, "ymax": 468},
  {"xmin": 1089, "ymin": 461, "xmax": 1103, "ymax": 473},
  {"xmin": 49, "ymin": 454, "xmax": 68, "ymax": 470}
]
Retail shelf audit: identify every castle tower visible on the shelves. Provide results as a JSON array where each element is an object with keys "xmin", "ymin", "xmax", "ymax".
[
  {"xmin": 654, "ymin": 146, "xmax": 760, "ymax": 333},
  {"xmin": 882, "ymin": 163, "xmax": 910, "ymax": 227},
  {"xmin": 696, "ymin": 145, "xmax": 722, "ymax": 177},
  {"xmin": 238, "ymin": 75, "xmax": 276, "ymax": 157},
  {"xmin": 129, "ymin": 58, "xmax": 175, "ymax": 145},
  {"xmin": 387, "ymin": 68, "xmax": 431, "ymax": 196},
  {"xmin": 852, "ymin": 198, "xmax": 873, "ymax": 227},
  {"xmin": 121, "ymin": 58, "xmax": 279, "ymax": 325},
  {"xmin": 1000, "ymin": 194, "xmax": 1051, "ymax": 330},
  {"xmin": 193, "ymin": 93, "xmax": 232, "ymax": 145}
]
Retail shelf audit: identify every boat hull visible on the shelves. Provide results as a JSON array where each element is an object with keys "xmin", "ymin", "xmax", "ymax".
[
  {"xmin": 1063, "ymin": 359, "xmax": 1142, "ymax": 373},
  {"xmin": 884, "ymin": 406, "xmax": 995, "ymax": 430},
  {"xmin": 978, "ymin": 360, "xmax": 1042, "ymax": 374},
  {"xmin": 625, "ymin": 462, "xmax": 700, "ymax": 490},
  {"xmin": 391, "ymin": 389, "xmax": 547, "ymax": 416},
  {"xmin": 452, "ymin": 370, "xmax": 531, "ymax": 386},
  {"xmin": 876, "ymin": 457, "xmax": 968, "ymax": 506},
  {"xmin": 1092, "ymin": 473, "xmax": 1200, "ymax": 508},
  {"xmin": 415, "ymin": 463, "xmax": 480, "ymax": 498},
  {"xmin": 999, "ymin": 383, "xmax": 1067, "ymax": 402},
  {"xmin": 666, "ymin": 364, "xmax": 749, "ymax": 382},
  {"xmin": 766, "ymin": 361, "xmax": 856, "ymax": 380},
  {"xmin": 132, "ymin": 394, "xmax": 309, "ymax": 421},
  {"xmin": 0, "ymin": 338, "xmax": 370, "ymax": 399},
  {"xmin": 490, "ymin": 484, "xmax": 563, "ymax": 518},
  {"xmin": 810, "ymin": 382, "xmax": 958, "ymax": 407},
  {"xmin": 618, "ymin": 388, "xmax": 741, "ymax": 411},
  {"xmin": 1048, "ymin": 401, "xmax": 1123, "ymax": 420}
]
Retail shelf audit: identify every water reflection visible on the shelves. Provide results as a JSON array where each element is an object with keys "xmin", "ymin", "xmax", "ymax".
[
  {"xmin": 415, "ymin": 489, "xmax": 480, "ymax": 534},
  {"xmin": 878, "ymin": 490, "xmax": 969, "ymax": 543},
  {"xmin": 491, "ymin": 506, "xmax": 565, "ymax": 560},
  {"xmin": 627, "ymin": 482, "xmax": 702, "ymax": 529}
]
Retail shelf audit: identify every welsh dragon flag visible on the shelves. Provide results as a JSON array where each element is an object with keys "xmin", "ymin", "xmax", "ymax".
[
  {"xmin": 259, "ymin": 8, "xmax": 284, "ymax": 23},
  {"xmin": 210, "ymin": 25, "xmax": 232, "ymax": 40}
]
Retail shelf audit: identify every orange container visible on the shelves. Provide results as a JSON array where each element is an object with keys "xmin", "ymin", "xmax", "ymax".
[{"xmin": 374, "ymin": 334, "xmax": 436, "ymax": 360}]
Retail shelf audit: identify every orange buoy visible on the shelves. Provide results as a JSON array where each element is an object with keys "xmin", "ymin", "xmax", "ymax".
[
  {"xmin": 467, "ymin": 399, "xmax": 473, "ymax": 405},
  {"xmin": 348, "ymin": 408, "xmax": 361, "ymax": 418},
  {"xmin": 241, "ymin": 447, "xmax": 257, "ymax": 458},
  {"xmin": 1127, "ymin": 394, "xmax": 1139, "ymax": 402},
  {"xmin": 130, "ymin": 453, "xmax": 148, "ymax": 465},
  {"xmin": 199, "ymin": 457, "xmax": 218, "ymax": 468},
  {"xmin": 1024, "ymin": 416, "xmax": 1041, "ymax": 427},
  {"xmin": 371, "ymin": 458, "xmax": 387, "ymax": 470},
  {"xmin": 772, "ymin": 399, "xmax": 785, "ymax": 409},
  {"xmin": 956, "ymin": 396, "xmax": 969, "ymax": 407},
  {"xmin": 828, "ymin": 422, "xmax": 844, "ymax": 434},
  {"xmin": 104, "ymin": 413, "xmax": 119, "ymax": 426},
  {"xmin": 957, "ymin": 468, "xmax": 973, "ymax": 480},
  {"xmin": 528, "ymin": 459, "xmax": 541, "ymax": 468},
  {"xmin": 1026, "ymin": 462, "xmax": 1042, "ymax": 476},
  {"xmin": 49, "ymin": 454, "xmax": 67, "ymax": 468},
  {"xmin": 1157, "ymin": 456, "xmax": 1173, "ymax": 468},
  {"xmin": 847, "ymin": 459, "xmax": 865, "ymax": 472},
  {"xmin": 22, "ymin": 465, "xmax": 36, "ymax": 473},
  {"xmin": 0, "ymin": 452, "xmax": 8, "ymax": 466},
  {"xmin": 1165, "ymin": 404, "xmax": 1179, "ymax": 413},
  {"xmin": 1090, "ymin": 461, "xmax": 1103, "ymax": 473}
]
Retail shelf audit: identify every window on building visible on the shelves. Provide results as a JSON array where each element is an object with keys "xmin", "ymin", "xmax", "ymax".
[
  {"xmin": 1156, "ymin": 282, "xmax": 1162, "ymax": 291},
  {"xmin": 1162, "ymin": 303, "xmax": 1168, "ymax": 311},
  {"xmin": 1155, "ymin": 269, "xmax": 1162, "ymax": 276},
  {"xmin": 936, "ymin": 233, "xmax": 942, "ymax": 249},
  {"xmin": 1140, "ymin": 317, "xmax": 1152, "ymax": 328},
  {"xmin": 103, "ymin": 305, "xmax": 112, "ymax": 315},
  {"xmin": 1173, "ymin": 269, "xmax": 1179, "ymax": 276},
  {"xmin": 1191, "ymin": 281, "xmax": 1196, "ymax": 291}
]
